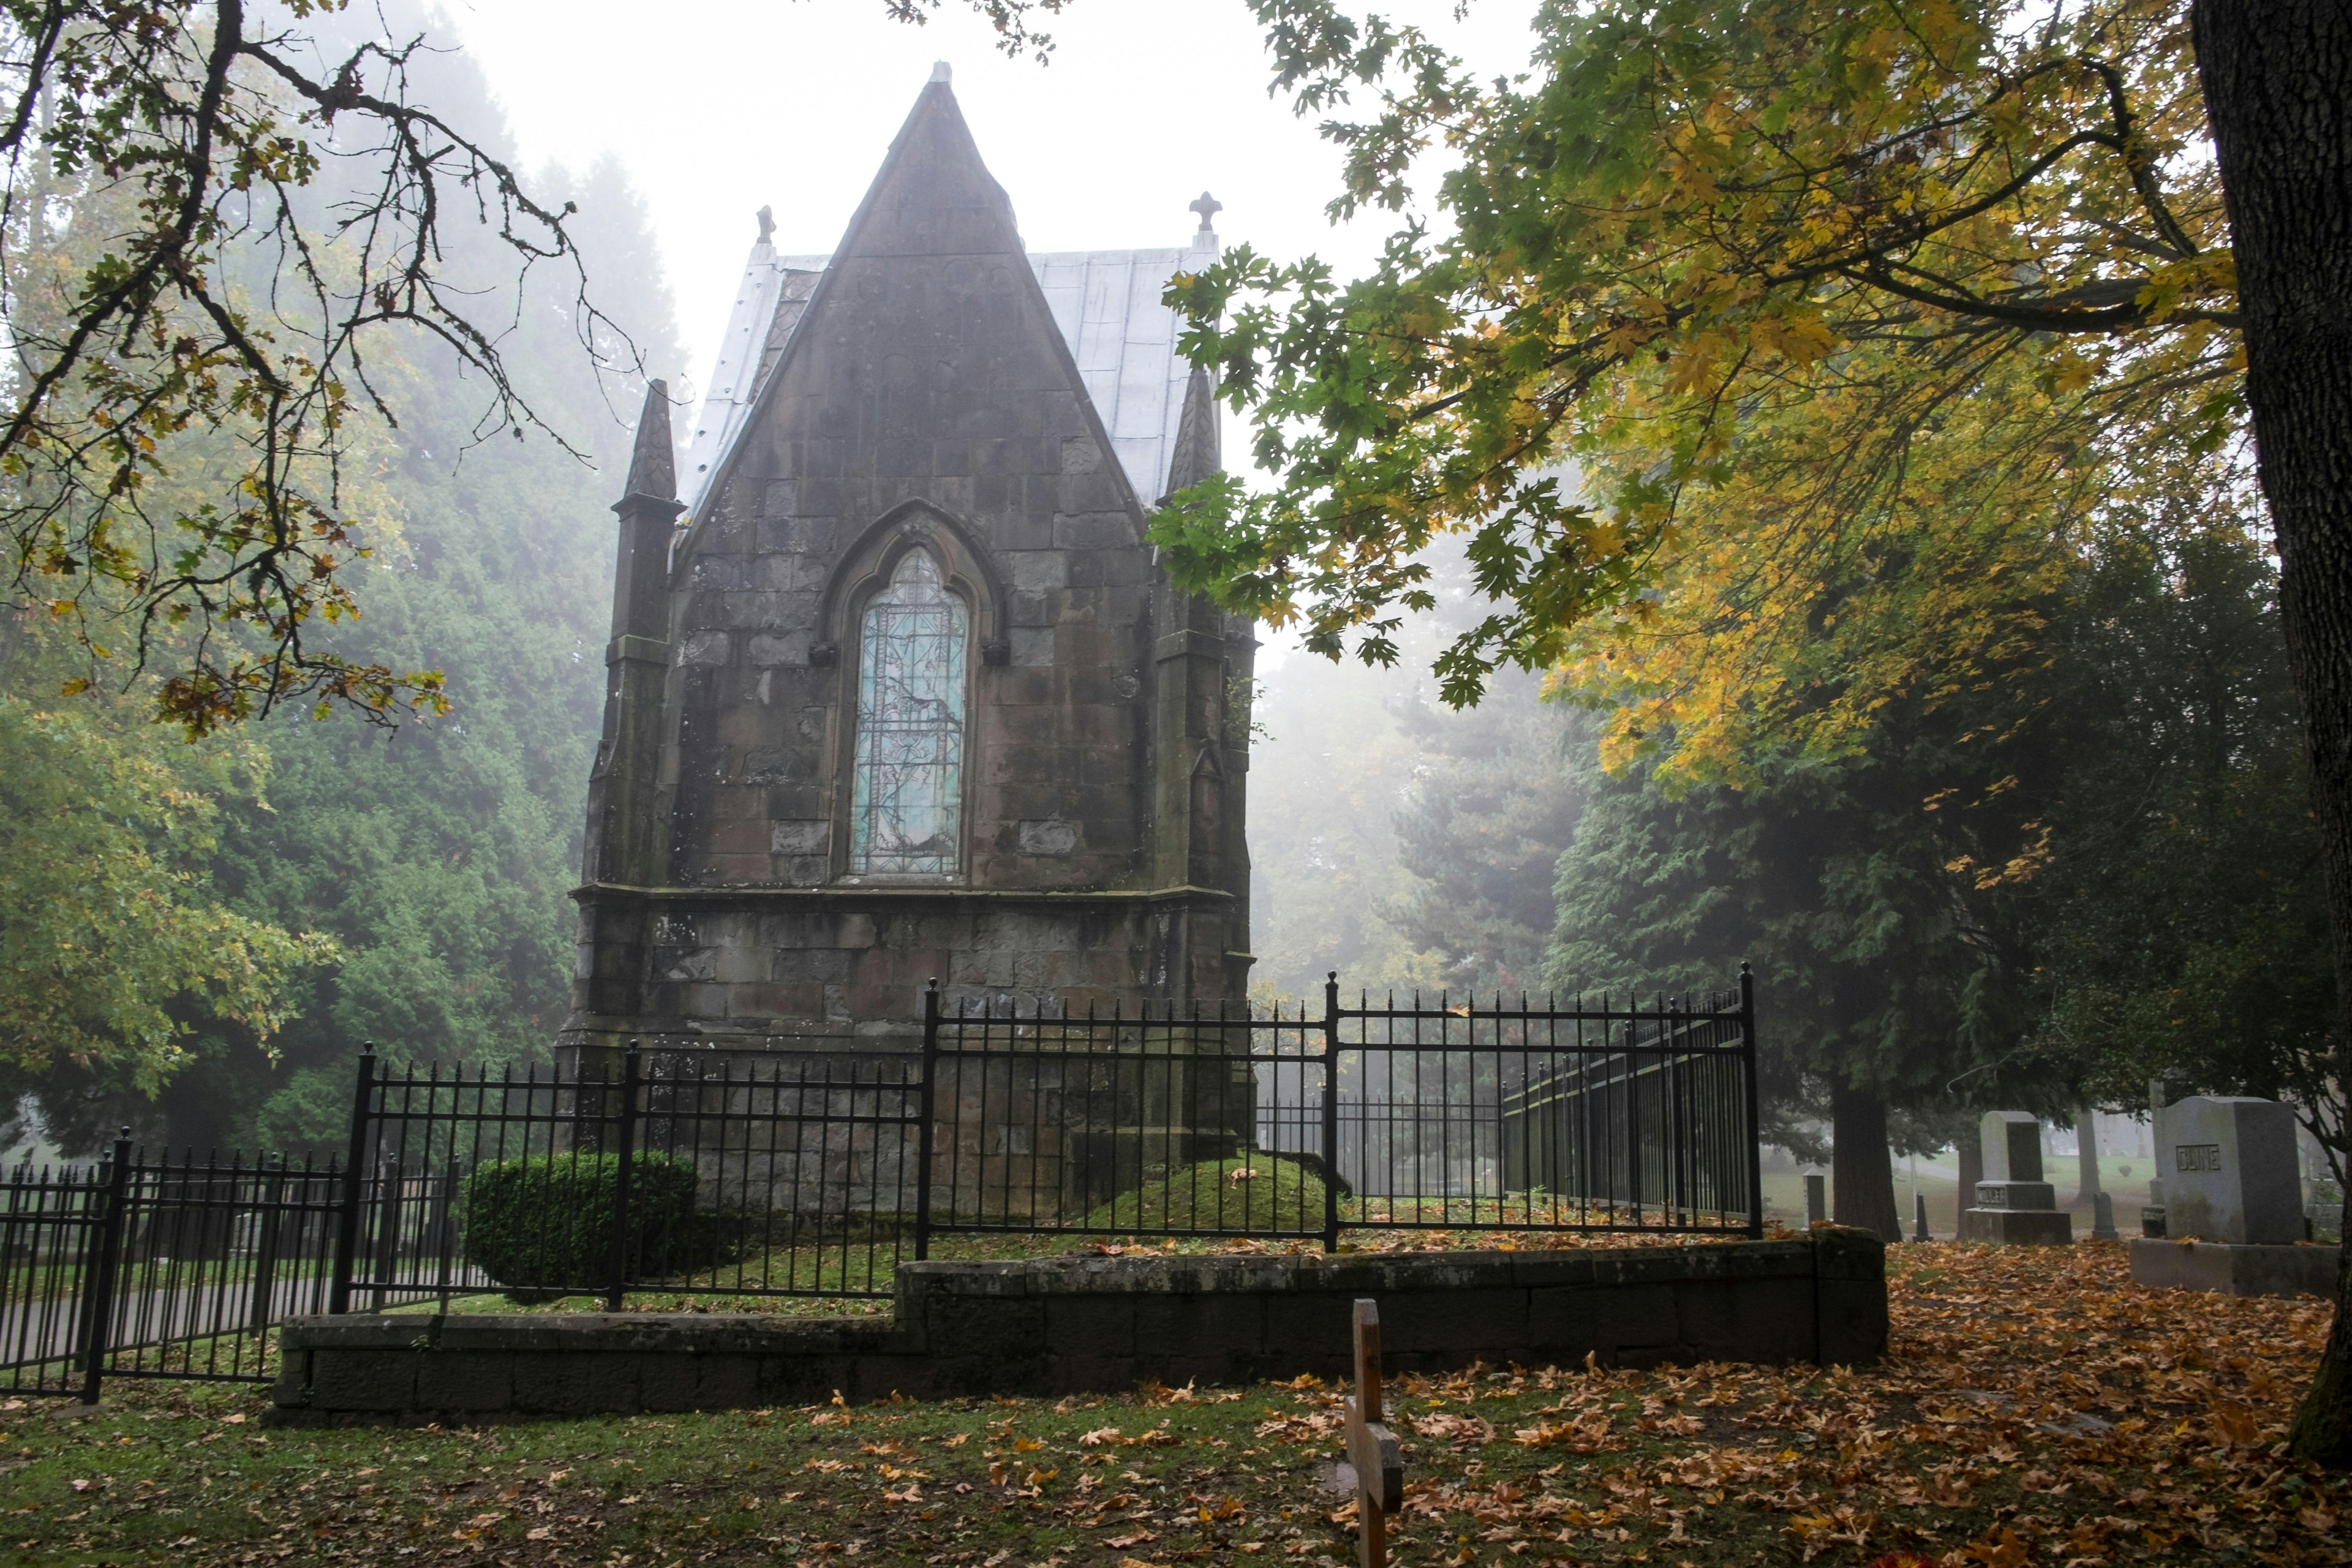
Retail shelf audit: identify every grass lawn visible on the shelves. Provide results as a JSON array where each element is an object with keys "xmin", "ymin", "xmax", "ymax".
[{"xmin": 2, "ymin": 1241, "xmax": 2345, "ymax": 1567}]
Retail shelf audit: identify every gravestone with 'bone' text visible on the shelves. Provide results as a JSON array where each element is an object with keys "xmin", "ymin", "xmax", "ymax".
[
  {"xmin": 2158, "ymin": 1096, "xmax": 2302, "ymax": 1245},
  {"xmin": 2130, "ymin": 1095, "xmax": 2339, "ymax": 1297}
]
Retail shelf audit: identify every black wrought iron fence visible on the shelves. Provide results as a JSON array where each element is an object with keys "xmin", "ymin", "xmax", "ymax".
[
  {"xmin": 2, "ymin": 968, "xmax": 1758, "ymax": 1389},
  {"xmin": 2, "ymin": 1137, "xmax": 342, "ymax": 1400},
  {"xmin": 932, "ymin": 968, "xmax": 1761, "ymax": 1246},
  {"xmin": 917, "ymin": 986, "xmax": 1330, "ymax": 1245},
  {"xmin": 1332, "ymin": 979, "xmax": 1758, "ymax": 1231},
  {"xmin": 334, "ymin": 1049, "xmax": 924, "ymax": 1310}
]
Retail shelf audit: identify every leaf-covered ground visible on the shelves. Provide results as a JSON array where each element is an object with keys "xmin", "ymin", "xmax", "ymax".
[{"xmin": 2, "ymin": 1240, "xmax": 2344, "ymax": 1567}]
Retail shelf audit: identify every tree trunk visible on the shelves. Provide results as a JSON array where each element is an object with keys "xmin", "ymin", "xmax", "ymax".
[
  {"xmin": 2075, "ymin": 1109, "xmax": 2101, "ymax": 1203},
  {"xmin": 2193, "ymin": 0, "xmax": 2352, "ymax": 1468},
  {"xmin": 1830, "ymin": 1081, "xmax": 1902, "ymax": 1243},
  {"xmin": 1958, "ymin": 1134, "xmax": 1984, "ymax": 1234}
]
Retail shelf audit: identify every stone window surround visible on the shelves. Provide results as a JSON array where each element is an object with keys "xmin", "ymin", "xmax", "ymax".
[{"xmin": 820, "ymin": 501, "xmax": 1009, "ymax": 888}]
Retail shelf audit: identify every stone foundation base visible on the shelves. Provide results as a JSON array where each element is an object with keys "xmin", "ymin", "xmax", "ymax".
[
  {"xmin": 266, "ymin": 1231, "xmax": 1888, "ymax": 1425},
  {"xmin": 2127, "ymin": 1237, "xmax": 2340, "ymax": 1299},
  {"xmin": 1958, "ymin": 1208, "xmax": 2073, "ymax": 1245}
]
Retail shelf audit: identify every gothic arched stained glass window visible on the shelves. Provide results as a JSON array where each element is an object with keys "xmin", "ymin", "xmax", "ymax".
[{"xmin": 850, "ymin": 550, "xmax": 967, "ymax": 876}]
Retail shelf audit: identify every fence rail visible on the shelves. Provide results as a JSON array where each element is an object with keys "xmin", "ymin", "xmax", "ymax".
[{"xmin": 3, "ymin": 969, "xmax": 1758, "ymax": 1400}]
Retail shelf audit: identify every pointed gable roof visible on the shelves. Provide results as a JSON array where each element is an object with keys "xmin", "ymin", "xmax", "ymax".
[
  {"xmin": 832, "ymin": 69, "xmax": 1020, "ymax": 261},
  {"xmin": 680, "ymin": 74, "xmax": 1220, "ymax": 516}
]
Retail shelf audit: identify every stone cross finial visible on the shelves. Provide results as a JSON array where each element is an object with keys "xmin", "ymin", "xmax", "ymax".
[
  {"xmin": 1189, "ymin": 190, "xmax": 1223, "ymax": 234},
  {"xmin": 1343, "ymin": 1300, "xmax": 1404, "ymax": 1568},
  {"xmin": 756, "ymin": 205, "xmax": 775, "ymax": 245}
]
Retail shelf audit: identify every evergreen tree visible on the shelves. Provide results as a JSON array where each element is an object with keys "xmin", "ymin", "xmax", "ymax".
[
  {"xmin": 1546, "ymin": 727, "xmax": 2048, "ymax": 1241},
  {"xmin": 213, "ymin": 133, "xmax": 685, "ymax": 1147},
  {"xmin": 2031, "ymin": 530, "xmax": 2340, "ymax": 1172},
  {"xmin": 1385, "ymin": 674, "xmax": 1585, "ymax": 1000},
  {"xmin": 1545, "ymin": 519, "xmax": 2333, "ymax": 1235},
  {"xmin": 1246, "ymin": 655, "xmax": 1437, "ymax": 1006},
  {"xmin": 1253, "ymin": 549, "xmax": 1584, "ymax": 1006},
  {"xmin": 1, "ymin": 28, "xmax": 688, "ymax": 1155}
]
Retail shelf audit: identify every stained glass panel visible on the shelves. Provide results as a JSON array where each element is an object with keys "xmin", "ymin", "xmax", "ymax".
[{"xmin": 850, "ymin": 551, "xmax": 967, "ymax": 876}]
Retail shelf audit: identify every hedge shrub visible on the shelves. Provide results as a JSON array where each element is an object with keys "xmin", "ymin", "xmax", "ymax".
[{"xmin": 463, "ymin": 1152, "xmax": 704, "ymax": 1294}]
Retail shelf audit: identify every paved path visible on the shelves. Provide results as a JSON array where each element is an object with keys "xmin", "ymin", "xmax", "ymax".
[{"xmin": 0, "ymin": 1273, "xmax": 337, "ymax": 1371}]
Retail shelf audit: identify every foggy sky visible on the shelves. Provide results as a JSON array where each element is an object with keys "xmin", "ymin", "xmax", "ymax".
[{"xmin": 437, "ymin": 0, "xmax": 1539, "ymax": 401}]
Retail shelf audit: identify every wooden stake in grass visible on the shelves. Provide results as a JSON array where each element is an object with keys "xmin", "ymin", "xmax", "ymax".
[{"xmin": 1344, "ymin": 1298, "xmax": 1404, "ymax": 1568}]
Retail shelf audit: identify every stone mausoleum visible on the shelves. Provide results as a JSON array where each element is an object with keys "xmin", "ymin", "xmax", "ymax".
[{"xmin": 559, "ymin": 67, "xmax": 1254, "ymax": 1061}]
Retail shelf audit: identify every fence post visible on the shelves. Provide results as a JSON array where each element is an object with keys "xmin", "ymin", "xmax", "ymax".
[
  {"xmin": 1740, "ymin": 963, "xmax": 1764, "ymax": 1239},
  {"xmin": 1321, "ymin": 971, "xmax": 1341, "ymax": 1253},
  {"xmin": 914, "ymin": 979, "xmax": 940, "ymax": 1262},
  {"xmin": 251, "ymin": 1155, "xmax": 287, "ymax": 1338},
  {"xmin": 328, "ymin": 1042, "xmax": 376, "ymax": 1316},
  {"xmin": 605, "ymin": 1042, "xmax": 643, "ymax": 1313},
  {"xmin": 432, "ymin": 1155, "xmax": 459, "ymax": 1313},
  {"xmin": 369, "ymin": 1152, "xmax": 402, "ymax": 1313},
  {"xmin": 77, "ymin": 1128, "xmax": 132, "ymax": 1405}
]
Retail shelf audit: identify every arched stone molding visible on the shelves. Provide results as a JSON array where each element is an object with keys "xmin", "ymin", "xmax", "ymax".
[{"xmin": 817, "ymin": 500, "xmax": 1009, "ymax": 667}]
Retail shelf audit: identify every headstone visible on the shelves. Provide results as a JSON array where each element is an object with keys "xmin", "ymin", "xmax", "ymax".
[
  {"xmin": 2157, "ymin": 1096, "xmax": 2304, "ymax": 1245},
  {"xmin": 1343, "ymin": 1300, "xmax": 1404, "ymax": 1568},
  {"xmin": 1981, "ymin": 1110, "xmax": 2043, "ymax": 1181},
  {"xmin": 2091, "ymin": 1191, "xmax": 2120, "ymax": 1242},
  {"xmin": 1804, "ymin": 1174, "xmax": 1826, "ymax": 1226},
  {"xmin": 2128, "ymin": 1095, "xmax": 2342, "ymax": 1298},
  {"xmin": 1912, "ymin": 1189, "xmax": 1930, "ymax": 1242},
  {"xmin": 1957, "ymin": 1112, "xmax": 2071, "ymax": 1245}
]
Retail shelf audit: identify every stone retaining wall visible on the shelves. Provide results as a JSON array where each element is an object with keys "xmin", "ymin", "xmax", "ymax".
[{"xmin": 266, "ymin": 1230, "xmax": 1885, "ymax": 1425}]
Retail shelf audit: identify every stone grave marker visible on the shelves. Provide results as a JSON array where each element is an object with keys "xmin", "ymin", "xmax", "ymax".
[
  {"xmin": 1804, "ymin": 1174, "xmax": 1825, "ymax": 1226},
  {"xmin": 2130, "ymin": 1095, "xmax": 2339, "ymax": 1297},
  {"xmin": 1343, "ymin": 1299, "xmax": 1404, "ymax": 1568},
  {"xmin": 1958, "ymin": 1112, "xmax": 2071, "ymax": 1245},
  {"xmin": 2160, "ymin": 1096, "xmax": 2303, "ymax": 1244}
]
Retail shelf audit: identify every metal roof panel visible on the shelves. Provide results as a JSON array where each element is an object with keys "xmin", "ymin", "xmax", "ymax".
[{"xmin": 682, "ymin": 234, "xmax": 1218, "ymax": 513}]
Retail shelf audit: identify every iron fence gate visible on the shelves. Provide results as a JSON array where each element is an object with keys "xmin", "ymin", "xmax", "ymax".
[{"xmin": 1, "ymin": 968, "xmax": 1758, "ymax": 1397}]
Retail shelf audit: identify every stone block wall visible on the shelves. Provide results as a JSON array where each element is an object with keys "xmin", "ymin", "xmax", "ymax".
[
  {"xmin": 266, "ymin": 1231, "xmax": 1887, "ymax": 1425},
  {"xmin": 571, "ymin": 887, "xmax": 1233, "ymax": 1050}
]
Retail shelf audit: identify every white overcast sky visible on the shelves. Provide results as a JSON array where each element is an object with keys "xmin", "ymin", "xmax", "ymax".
[{"xmin": 435, "ymin": 0, "xmax": 1539, "ymax": 396}]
